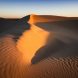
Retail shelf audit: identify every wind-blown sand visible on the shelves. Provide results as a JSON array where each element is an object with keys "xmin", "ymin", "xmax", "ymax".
[{"xmin": 0, "ymin": 15, "xmax": 78, "ymax": 78}]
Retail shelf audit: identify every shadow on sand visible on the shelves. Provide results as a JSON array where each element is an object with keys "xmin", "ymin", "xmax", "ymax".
[
  {"xmin": 0, "ymin": 15, "xmax": 30, "ymax": 41},
  {"xmin": 31, "ymin": 19, "xmax": 78, "ymax": 64}
]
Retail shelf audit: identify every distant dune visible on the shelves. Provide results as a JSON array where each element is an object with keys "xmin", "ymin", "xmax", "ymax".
[
  {"xmin": 29, "ymin": 14, "xmax": 78, "ymax": 24},
  {"xmin": 0, "ymin": 15, "xmax": 78, "ymax": 78},
  {"xmin": 29, "ymin": 14, "xmax": 67, "ymax": 24}
]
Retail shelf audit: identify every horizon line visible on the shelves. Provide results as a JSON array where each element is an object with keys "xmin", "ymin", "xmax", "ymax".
[{"xmin": 0, "ymin": 14, "xmax": 78, "ymax": 19}]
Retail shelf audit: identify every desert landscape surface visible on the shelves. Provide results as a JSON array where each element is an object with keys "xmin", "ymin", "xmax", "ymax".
[{"xmin": 0, "ymin": 15, "xmax": 78, "ymax": 78}]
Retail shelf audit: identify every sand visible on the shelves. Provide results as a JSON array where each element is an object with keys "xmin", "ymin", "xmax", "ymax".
[{"xmin": 0, "ymin": 15, "xmax": 78, "ymax": 78}]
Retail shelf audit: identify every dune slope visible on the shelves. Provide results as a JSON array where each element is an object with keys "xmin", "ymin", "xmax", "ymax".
[{"xmin": 0, "ymin": 15, "xmax": 78, "ymax": 78}]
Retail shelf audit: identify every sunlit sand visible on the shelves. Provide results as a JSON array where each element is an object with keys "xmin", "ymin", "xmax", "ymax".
[
  {"xmin": 28, "ymin": 14, "xmax": 67, "ymax": 24},
  {"xmin": 0, "ymin": 15, "xmax": 78, "ymax": 78},
  {"xmin": 17, "ymin": 24, "xmax": 50, "ymax": 64}
]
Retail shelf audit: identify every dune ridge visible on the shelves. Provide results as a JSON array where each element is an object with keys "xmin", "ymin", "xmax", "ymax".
[
  {"xmin": 16, "ymin": 24, "xmax": 50, "ymax": 64},
  {"xmin": 29, "ymin": 14, "xmax": 78, "ymax": 24},
  {"xmin": 0, "ymin": 15, "xmax": 78, "ymax": 78},
  {"xmin": 0, "ymin": 35, "xmax": 78, "ymax": 78},
  {"xmin": 29, "ymin": 14, "xmax": 67, "ymax": 24}
]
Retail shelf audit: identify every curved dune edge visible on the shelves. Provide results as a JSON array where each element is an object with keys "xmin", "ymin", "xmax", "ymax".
[
  {"xmin": 16, "ymin": 14, "xmax": 66, "ymax": 63},
  {"xmin": 16, "ymin": 24, "xmax": 50, "ymax": 64},
  {"xmin": 16, "ymin": 14, "xmax": 78, "ymax": 64},
  {"xmin": 0, "ymin": 15, "xmax": 78, "ymax": 78},
  {"xmin": 0, "ymin": 36, "xmax": 78, "ymax": 78}
]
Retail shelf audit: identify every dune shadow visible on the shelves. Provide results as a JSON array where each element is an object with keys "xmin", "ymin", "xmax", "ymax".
[
  {"xmin": 35, "ymin": 19, "xmax": 78, "ymax": 32},
  {"xmin": 0, "ymin": 15, "xmax": 30, "ymax": 41},
  {"xmin": 31, "ymin": 37, "xmax": 66, "ymax": 64},
  {"xmin": 31, "ymin": 19, "xmax": 78, "ymax": 64}
]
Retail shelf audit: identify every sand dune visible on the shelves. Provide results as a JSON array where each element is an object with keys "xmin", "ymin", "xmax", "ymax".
[
  {"xmin": 0, "ymin": 36, "xmax": 78, "ymax": 78},
  {"xmin": 29, "ymin": 14, "xmax": 78, "ymax": 24},
  {"xmin": 0, "ymin": 15, "xmax": 78, "ymax": 78},
  {"xmin": 29, "ymin": 14, "xmax": 67, "ymax": 24},
  {"xmin": 17, "ymin": 24, "xmax": 50, "ymax": 64},
  {"xmin": 32, "ymin": 18, "xmax": 78, "ymax": 64}
]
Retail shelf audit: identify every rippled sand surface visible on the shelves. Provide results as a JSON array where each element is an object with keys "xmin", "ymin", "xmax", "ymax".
[
  {"xmin": 0, "ymin": 35, "xmax": 27, "ymax": 78},
  {"xmin": 0, "ymin": 36, "xmax": 78, "ymax": 78},
  {"xmin": 0, "ymin": 15, "xmax": 78, "ymax": 78}
]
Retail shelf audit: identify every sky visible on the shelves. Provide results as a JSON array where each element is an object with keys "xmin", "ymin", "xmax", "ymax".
[{"xmin": 0, "ymin": 0, "xmax": 78, "ymax": 18}]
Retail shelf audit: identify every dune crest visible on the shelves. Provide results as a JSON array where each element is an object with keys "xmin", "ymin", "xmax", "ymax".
[
  {"xmin": 16, "ymin": 14, "xmax": 75, "ymax": 64},
  {"xmin": 0, "ymin": 15, "xmax": 78, "ymax": 78},
  {"xmin": 28, "ymin": 14, "xmax": 67, "ymax": 24},
  {"xmin": 16, "ymin": 24, "xmax": 50, "ymax": 64}
]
